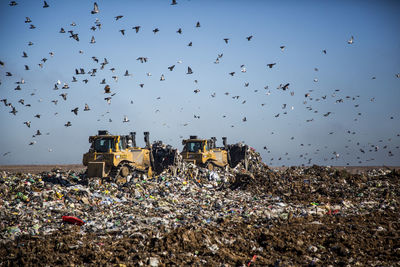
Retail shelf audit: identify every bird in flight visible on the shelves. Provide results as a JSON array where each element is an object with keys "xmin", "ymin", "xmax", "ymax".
[
  {"xmin": 132, "ymin": 26, "xmax": 140, "ymax": 33},
  {"xmin": 91, "ymin": 2, "xmax": 99, "ymax": 14},
  {"xmin": 137, "ymin": 57, "xmax": 148, "ymax": 63},
  {"xmin": 348, "ymin": 35, "xmax": 354, "ymax": 44},
  {"xmin": 43, "ymin": 1, "xmax": 49, "ymax": 8}
]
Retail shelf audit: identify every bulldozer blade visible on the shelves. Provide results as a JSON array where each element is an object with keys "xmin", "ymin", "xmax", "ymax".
[
  {"xmin": 87, "ymin": 161, "xmax": 105, "ymax": 178},
  {"xmin": 228, "ymin": 144, "xmax": 249, "ymax": 169}
]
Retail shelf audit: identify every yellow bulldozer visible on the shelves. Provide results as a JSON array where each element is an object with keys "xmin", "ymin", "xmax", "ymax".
[
  {"xmin": 83, "ymin": 130, "xmax": 178, "ymax": 183},
  {"xmin": 181, "ymin": 135, "xmax": 250, "ymax": 171}
]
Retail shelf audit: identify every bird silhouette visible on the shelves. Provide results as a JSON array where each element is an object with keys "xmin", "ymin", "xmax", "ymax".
[
  {"xmin": 137, "ymin": 57, "xmax": 148, "ymax": 63},
  {"xmin": 60, "ymin": 93, "xmax": 67, "ymax": 100},
  {"xmin": 132, "ymin": 26, "xmax": 141, "ymax": 33},
  {"xmin": 91, "ymin": 2, "xmax": 99, "ymax": 14},
  {"xmin": 348, "ymin": 35, "xmax": 354, "ymax": 44}
]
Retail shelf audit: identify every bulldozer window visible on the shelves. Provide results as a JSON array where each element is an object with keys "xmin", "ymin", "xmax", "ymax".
[
  {"xmin": 93, "ymin": 138, "xmax": 114, "ymax": 152},
  {"xmin": 118, "ymin": 139, "xmax": 124, "ymax": 151},
  {"xmin": 186, "ymin": 142, "xmax": 202, "ymax": 152}
]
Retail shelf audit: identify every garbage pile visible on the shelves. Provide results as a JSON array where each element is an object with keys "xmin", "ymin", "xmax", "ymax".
[{"xmin": 0, "ymin": 163, "xmax": 399, "ymax": 266}]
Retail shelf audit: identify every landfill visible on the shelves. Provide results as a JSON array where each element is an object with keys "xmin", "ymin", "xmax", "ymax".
[{"xmin": 0, "ymin": 150, "xmax": 399, "ymax": 266}]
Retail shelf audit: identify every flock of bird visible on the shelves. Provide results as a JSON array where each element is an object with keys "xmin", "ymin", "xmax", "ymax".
[{"xmin": 1, "ymin": 1, "xmax": 399, "ymax": 166}]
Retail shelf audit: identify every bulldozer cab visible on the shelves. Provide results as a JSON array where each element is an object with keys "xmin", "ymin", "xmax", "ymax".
[
  {"xmin": 183, "ymin": 140, "xmax": 207, "ymax": 153},
  {"xmin": 91, "ymin": 136, "xmax": 118, "ymax": 152}
]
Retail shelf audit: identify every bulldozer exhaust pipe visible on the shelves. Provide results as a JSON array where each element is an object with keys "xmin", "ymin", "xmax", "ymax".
[
  {"xmin": 144, "ymin": 132, "xmax": 150, "ymax": 148},
  {"xmin": 210, "ymin": 137, "xmax": 217, "ymax": 149},
  {"xmin": 222, "ymin": 137, "xmax": 227, "ymax": 149},
  {"xmin": 130, "ymin": 132, "xmax": 136, "ymax": 147}
]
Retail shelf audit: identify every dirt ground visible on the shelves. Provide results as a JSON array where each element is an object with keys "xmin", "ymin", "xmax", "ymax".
[
  {"xmin": 0, "ymin": 165, "xmax": 399, "ymax": 266},
  {"xmin": 1, "ymin": 210, "xmax": 399, "ymax": 266}
]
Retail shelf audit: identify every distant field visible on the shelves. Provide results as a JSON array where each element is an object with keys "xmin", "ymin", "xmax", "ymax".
[
  {"xmin": 270, "ymin": 166, "xmax": 400, "ymax": 174},
  {"xmin": 0, "ymin": 164, "xmax": 85, "ymax": 174},
  {"xmin": 0, "ymin": 164, "xmax": 399, "ymax": 174}
]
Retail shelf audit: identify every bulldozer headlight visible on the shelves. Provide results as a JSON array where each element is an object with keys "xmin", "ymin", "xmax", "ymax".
[{"xmin": 115, "ymin": 155, "xmax": 120, "ymax": 159}]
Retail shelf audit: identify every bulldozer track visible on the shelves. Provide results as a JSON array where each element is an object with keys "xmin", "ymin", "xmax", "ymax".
[{"xmin": 109, "ymin": 163, "xmax": 140, "ymax": 184}]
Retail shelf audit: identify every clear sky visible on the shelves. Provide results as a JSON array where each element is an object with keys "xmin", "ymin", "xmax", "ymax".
[{"xmin": 0, "ymin": 0, "xmax": 399, "ymax": 166}]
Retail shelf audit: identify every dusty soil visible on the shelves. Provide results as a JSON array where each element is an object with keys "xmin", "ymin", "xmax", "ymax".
[{"xmin": 1, "ymin": 210, "xmax": 399, "ymax": 266}]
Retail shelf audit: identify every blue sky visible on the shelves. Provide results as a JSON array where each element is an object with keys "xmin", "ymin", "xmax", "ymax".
[{"xmin": 0, "ymin": 0, "xmax": 399, "ymax": 166}]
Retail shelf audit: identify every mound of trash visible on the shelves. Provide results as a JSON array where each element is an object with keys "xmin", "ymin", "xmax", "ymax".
[{"xmin": 0, "ymin": 161, "xmax": 399, "ymax": 266}]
